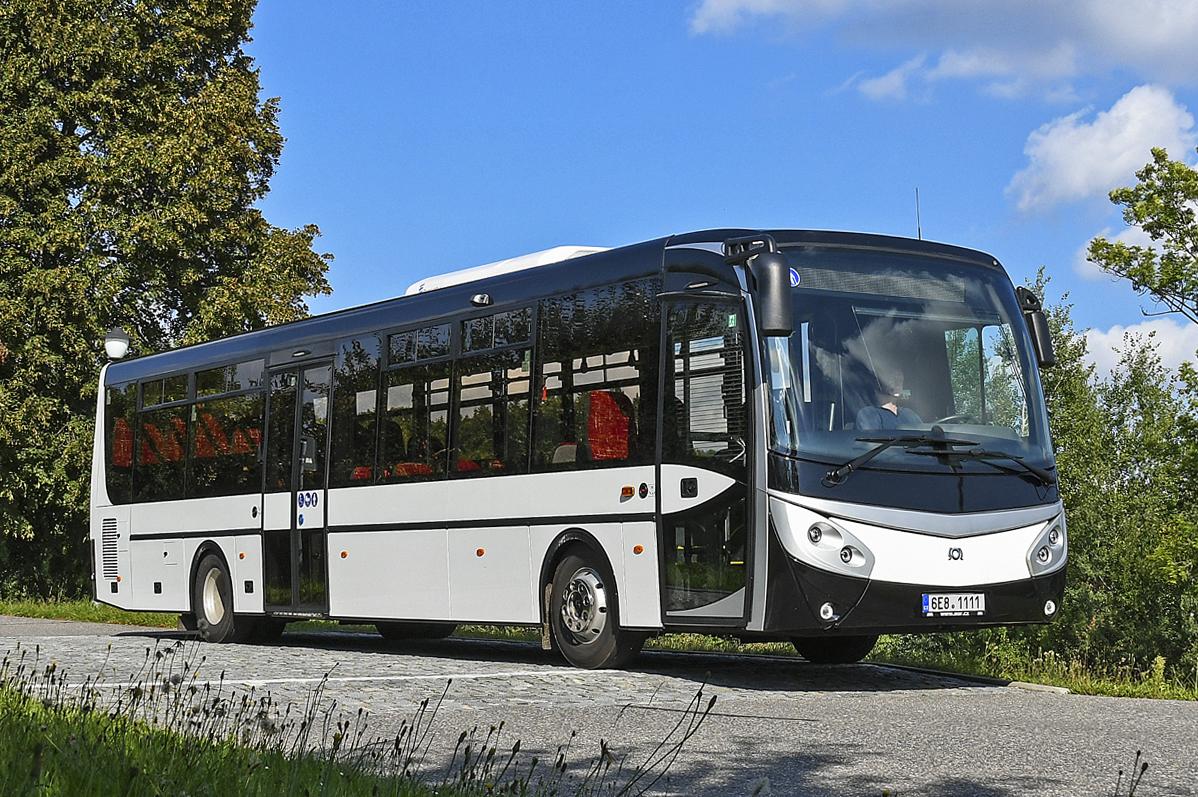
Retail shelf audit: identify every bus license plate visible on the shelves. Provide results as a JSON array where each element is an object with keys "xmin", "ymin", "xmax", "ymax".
[{"xmin": 922, "ymin": 593, "xmax": 985, "ymax": 616}]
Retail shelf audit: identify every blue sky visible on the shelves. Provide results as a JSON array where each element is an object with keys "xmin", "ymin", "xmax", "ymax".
[{"xmin": 246, "ymin": 1, "xmax": 1198, "ymax": 376}]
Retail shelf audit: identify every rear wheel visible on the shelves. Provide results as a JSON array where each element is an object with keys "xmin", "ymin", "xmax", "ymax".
[
  {"xmin": 792, "ymin": 634, "xmax": 878, "ymax": 664},
  {"xmin": 192, "ymin": 553, "xmax": 256, "ymax": 643},
  {"xmin": 550, "ymin": 550, "xmax": 645, "ymax": 669},
  {"xmin": 376, "ymin": 621, "xmax": 457, "ymax": 641}
]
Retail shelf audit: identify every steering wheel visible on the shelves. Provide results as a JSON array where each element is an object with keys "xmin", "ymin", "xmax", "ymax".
[{"xmin": 932, "ymin": 413, "xmax": 980, "ymax": 425}]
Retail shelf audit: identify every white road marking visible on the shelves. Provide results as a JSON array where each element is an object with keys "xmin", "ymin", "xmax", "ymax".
[{"xmin": 72, "ymin": 668, "xmax": 616, "ymax": 690}]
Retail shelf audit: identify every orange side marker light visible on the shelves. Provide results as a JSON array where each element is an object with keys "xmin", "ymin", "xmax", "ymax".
[
  {"xmin": 340, "ymin": 550, "xmax": 348, "ymax": 559},
  {"xmin": 476, "ymin": 548, "xmax": 486, "ymax": 557},
  {"xmin": 620, "ymin": 485, "xmax": 634, "ymax": 499},
  {"xmin": 633, "ymin": 545, "xmax": 644, "ymax": 555}
]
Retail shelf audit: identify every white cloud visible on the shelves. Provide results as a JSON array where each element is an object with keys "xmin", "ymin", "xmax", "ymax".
[
  {"xmin": 1084, "ymin": 317, "xmax": 1198, "ymax": 379},
  {"xmin": 1006, "ymin": 85, "xmax": 1196, "ymax": 211},
  {"xmin": 689, "ymin": 1, "xmax": 1198, "ymax": 97},
  {"xmin": 857, "ymin": 55, "xmax": 926, "ymax": 101},
  {"xmin": 1073, "ymin": 226, "xmax": 1158, "ymax": 281}
]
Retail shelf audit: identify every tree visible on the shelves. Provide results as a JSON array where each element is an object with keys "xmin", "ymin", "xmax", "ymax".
[
  {"xmin": 1087, "ymin": 146, "xmax": 1198, "ymax": 324},
  {"xmin": 0, "ymin": 0, "xmax": 332, "ymax": 594}
]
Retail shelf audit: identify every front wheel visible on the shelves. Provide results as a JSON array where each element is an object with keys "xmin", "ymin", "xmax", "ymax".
[
  {"xmin": 192, "ymin": 553, "xmax": 256, "ymax": 643},
  {"xmin": 792, "ymin": 634, "xmax": 878, "ymax": 664},
  {"xmin": 550, "ymin": 550, "xmax": 645, "ymax": 669}
]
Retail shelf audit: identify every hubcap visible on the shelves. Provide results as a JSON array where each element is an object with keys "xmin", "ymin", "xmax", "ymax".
[
  {"xmin": 559, "ymin": 567, "xmax": 607, "ymax": 645},
  {"xmin": 202, "ymin": 568, "xmax": 226, "ymax": 625}
]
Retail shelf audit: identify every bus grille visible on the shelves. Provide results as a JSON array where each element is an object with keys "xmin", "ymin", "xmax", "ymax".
[{"xmin": 101, "ymin": 518, "xmax": 119, "ymax": 580}]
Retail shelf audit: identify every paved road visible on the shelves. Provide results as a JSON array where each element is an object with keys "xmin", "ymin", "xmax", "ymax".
[{"xmin": 2, "ymin": 615, "xmax": 1195, "ymax": 795}]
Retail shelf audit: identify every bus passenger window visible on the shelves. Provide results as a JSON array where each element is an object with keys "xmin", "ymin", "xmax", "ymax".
[
  {"xmin": 330, "ymin": 336, "xmax": 381, "ymax": 487},
  {"xmin": 104, "ymin": 382, "xmax": 136, "ymax": 505},
  {"xmin": 379, "ymin": 364, "xmax": 451, "ymax": 482},
  {"xmin": 134, "ymin": 405, "xmax": 189, "ymax": 502},
  {"xmin": 452, "ymin": 349, "xmax": 530, "ymax": 477},
  {"xmin": 532, "ymin": 280, "xmax": 660, "ymax": 471},
  {"xmin": 189, "ymin": 393, "xmax": 264, "ymax": 497}
]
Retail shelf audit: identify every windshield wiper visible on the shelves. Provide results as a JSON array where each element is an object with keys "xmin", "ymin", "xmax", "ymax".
[
  {"xmin": 905, "ymin": 447, "xmax": 1057, "ymax": 486},
  {"xmin": 822, "ymin": 427, "xmax": 979, "ymax": 487}
]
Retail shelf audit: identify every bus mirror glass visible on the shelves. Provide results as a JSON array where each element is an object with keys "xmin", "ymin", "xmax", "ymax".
[
  {"xmin": 1028, "ymin": 310, "xmax": 1056, "ymax": 368},
  {"xmin": 751, "ymin": 252, "xmax": 795, "ymax": 337}
]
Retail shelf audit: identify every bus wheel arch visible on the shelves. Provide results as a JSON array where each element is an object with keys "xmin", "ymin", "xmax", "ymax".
[
  {"xmin": 188, "ymin": 542, "xmax": 256, "ymax": 643},
  {"xmin": 540, "ymin": 530, "xmax": 645, "ymax": 669}
]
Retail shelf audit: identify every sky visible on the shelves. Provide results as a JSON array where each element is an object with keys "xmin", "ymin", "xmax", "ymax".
[{"xmin": 246, "ymin": 1, "xmax": 1198, "ymax": 378}]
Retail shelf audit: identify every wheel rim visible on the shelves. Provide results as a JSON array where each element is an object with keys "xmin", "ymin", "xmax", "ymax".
[
  {"xmin": 559, "ymin": 567, "xmax": 607, "ymax": 645},
  {"xmin": 202, "ymin": 568, "xmax": 226, "ymax": 625}
]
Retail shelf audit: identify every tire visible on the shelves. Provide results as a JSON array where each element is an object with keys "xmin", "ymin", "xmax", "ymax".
[
  {"xmin": 192, "ymin": 553, "xmax": 256, "ymax": 643},
  {"xmin": 549, "ymin": 549, "xmax": 645, "ymax": 669},
  {"xmin": 792, "ymin": 634, "xmax": 878, "ymax": 664},
  {"xmin": 376, "ymin": 621, "xmax": 457, "ymax": 641}
]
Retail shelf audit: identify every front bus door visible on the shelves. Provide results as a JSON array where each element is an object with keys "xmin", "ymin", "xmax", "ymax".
[
  {"xmin": 659, "ymin": 300, "xmax": 753, "ymax": 626},
  {"xmin": 263, "ymin": 363, "xmax": 332, "ymax": 617}
]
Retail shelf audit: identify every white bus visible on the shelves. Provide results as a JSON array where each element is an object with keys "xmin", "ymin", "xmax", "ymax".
[{"xmin": 90, "ymin": 230, "xmax": 1066, "ymax": 669}]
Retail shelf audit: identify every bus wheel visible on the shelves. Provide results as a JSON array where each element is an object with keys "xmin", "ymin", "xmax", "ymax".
[
  {"xmin": 376, "ymin": 622, "xmax": 457, "ymax": 641},
  {"xmin": 550, "ymin": 551, "xmax": 645, "ymax": 669},
  {"xmin": 192, "ymin": 553, "xmax": 255, "ymax": 643},
  {"xmin": 792, "ymin": 634, "xmax": 878, "ymax": 664}
]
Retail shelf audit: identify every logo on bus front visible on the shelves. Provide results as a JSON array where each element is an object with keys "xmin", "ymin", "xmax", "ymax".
[{"xmin": 788, "ymin": 268, "xmax": 800, "ymax": 288}]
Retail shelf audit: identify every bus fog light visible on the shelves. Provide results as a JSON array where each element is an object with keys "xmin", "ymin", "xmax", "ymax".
[
  {"xmin": 1044, "ymin": 600, "xmax": 1057, "ymax": 616},
  {"xmin": 839, "ymin": 546, "xmax": 853, "ymax": 564},
  {"xmin": 807, "ymin": 525, "xmax": 822, "ymax": 544},
  {"xmin": 819, "ymin": 602, "xmax": 836, "ymax": 621},
  {"xmin": 1036, "ymin": 546, "xmax": 1051, "ymax": 564},
  {"xmin": 1048, "ymin": 527, "xmax": 1060, "ymax": 545}
]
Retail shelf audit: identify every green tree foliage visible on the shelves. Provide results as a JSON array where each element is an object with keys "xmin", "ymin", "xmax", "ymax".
[
  {"xmin": 0, "ymin": 0, "xmax": 332, "ymax": 594},
  {"xmin": 1088, "ymin": 146, "xmax": 1198, "ymax": 324}
]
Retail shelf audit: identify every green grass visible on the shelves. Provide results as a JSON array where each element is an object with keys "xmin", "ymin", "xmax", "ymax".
[
  {"xmin": 0, "ymin": 683, "xmax": 436, "ymax": 796},
  {"xmin": 5, "ymin": 600, "xmax": 1195, "ymax": 700}
]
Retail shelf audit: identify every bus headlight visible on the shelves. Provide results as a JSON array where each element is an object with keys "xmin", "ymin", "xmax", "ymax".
[
  {"xmin": 1026, "ymin": 516, "xmax": 1067, "ymax": 577},
  {"xmin": 771, "ymin": 500, "xmax": 876, "ymax": 579}
]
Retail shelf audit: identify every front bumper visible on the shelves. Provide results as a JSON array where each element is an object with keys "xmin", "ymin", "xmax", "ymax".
[{"xmin": 765, "ymin": 533, "xmax": 1067, "ymax": 635}]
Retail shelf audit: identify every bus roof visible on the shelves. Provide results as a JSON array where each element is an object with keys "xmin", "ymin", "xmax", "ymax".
[{"xmin": 104, "ymin": 229, "xmax": 1000, "ymax": 385}]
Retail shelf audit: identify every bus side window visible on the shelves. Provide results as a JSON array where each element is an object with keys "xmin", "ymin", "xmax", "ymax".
[
  {"xmin": 134, "ymin": 405, "xmax": 189, "ymax": 502},
  {"xmin": 104, "ymin": 382, "xmax": 136, "ymax": 505},
  {"xmin": 532, "ymin": 280, "xmax": 660, "ymax": 471},
  {"xmin": 330, "ymin": 336, "xmax": 381, "ymax": 487}
]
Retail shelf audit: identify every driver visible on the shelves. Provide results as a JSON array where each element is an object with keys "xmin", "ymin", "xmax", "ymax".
[{"xmin": 856, "ymin": 366, "xmax": 922, "ymax": 430}]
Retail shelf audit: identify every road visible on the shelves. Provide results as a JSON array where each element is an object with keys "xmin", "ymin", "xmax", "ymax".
[{"xmin": 2, "ymin": 615, "xmax": 1195, "ymax": 795}]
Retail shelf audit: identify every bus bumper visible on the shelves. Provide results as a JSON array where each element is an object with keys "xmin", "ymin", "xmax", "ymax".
[{"xmin": 767, "ymin": 544, "xmax": 1067, "ymax": 635}]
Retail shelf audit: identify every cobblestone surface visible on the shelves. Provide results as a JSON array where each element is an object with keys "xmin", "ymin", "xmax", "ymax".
[{"xmin": 3, "ymin": 616, "xmax": 1196, "ymax": 796}]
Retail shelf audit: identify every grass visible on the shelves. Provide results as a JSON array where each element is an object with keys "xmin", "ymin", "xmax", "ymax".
[
  {"xmin": 4, "ymin": 599, "xmax": 1195, "ymax": 700},
  {"xmin": 0, "ymin": 639, "xmax": 716, "ymax": 796}
]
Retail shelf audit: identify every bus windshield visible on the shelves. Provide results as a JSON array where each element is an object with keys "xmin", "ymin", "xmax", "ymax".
[{"xmin": 766, "ymin": 247, "xmax": 1054, "ymax": 473}]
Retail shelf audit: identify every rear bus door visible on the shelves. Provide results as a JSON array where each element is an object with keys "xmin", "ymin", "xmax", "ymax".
[{"xmin": 262, "ymin": 363, "xmax": 332, "ymax": 616}]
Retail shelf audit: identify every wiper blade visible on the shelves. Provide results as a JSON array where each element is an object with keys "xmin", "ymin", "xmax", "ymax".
[
  {"xmin": 906, "ymin": 447, "xmax": 1057, "ymax": 486},
  {"xmin": 823, "ymin": 428, "xmax": 979, "ymax": 487}
]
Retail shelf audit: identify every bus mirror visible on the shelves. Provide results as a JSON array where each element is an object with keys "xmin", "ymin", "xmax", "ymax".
[
  {"xmin": 1015, "ymin": 287, "xmax": 1056, "ymax": 368},
  {"xmin": 1028, "ymin": 310, "xmax": 1056, "ymax": 368},
  {"xmin": 750, "ymin": 252, "xmax": 795, "ymax": 337}
]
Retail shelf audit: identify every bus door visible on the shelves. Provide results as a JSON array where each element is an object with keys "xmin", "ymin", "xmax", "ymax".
[
  {"xmin": 262, "ymin": 362, "xmax": 332, "ymax": 616},
  {"xmin": 659, "ymin": 299, "xmax": 752, "ymax": 626}
]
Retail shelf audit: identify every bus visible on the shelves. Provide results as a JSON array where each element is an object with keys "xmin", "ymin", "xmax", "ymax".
[{"xmin": 90, "ymin": 229, "xmax": 1066, "ymax": 669}]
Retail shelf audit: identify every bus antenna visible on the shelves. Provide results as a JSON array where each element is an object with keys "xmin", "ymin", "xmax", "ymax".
[{"xmin": 915, "ymin": 187, "xmax": 923, "ymax": 240}]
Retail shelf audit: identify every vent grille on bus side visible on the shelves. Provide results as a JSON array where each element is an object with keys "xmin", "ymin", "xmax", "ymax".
[{"xmin": 101, "ymin": 518, "xmax": 118, "ymax": 580}]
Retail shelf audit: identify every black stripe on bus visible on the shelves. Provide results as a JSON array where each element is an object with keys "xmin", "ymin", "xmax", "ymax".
[
  {"xmin": 128, "ymin": 527, "xmax": 261, "ymax": 541},
  {"xmin": 327, "ymin": 512, "xmax": 657, "ymax": 534},
  {"xmin": 126, "ymin": 513, "xmax": 657, "ymax": 542}
]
